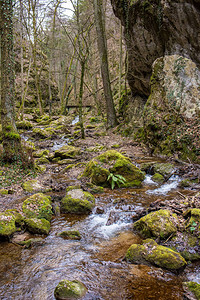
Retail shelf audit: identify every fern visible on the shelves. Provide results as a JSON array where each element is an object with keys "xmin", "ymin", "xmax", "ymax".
[{"xmin": 107, "ymin": 173, "xmax": 127, "ymax": 189}]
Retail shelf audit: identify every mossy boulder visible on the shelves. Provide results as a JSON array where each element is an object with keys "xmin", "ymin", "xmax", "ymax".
[
  {"xmin": 32, "ymin": 127, "xmax": 55, "ymax": 139},
  {"xmin": 0, "ymin": 189, "xmax": 9, "ymax": 195},
  {"xmin": 126, "ymin": 239, "xmax": 187, "ymax": 271},
  {"xmin": 22, "ymin": 193, "xmax": 53, "ymax": 221},
  {"xmin": 82, "ymin": 150, "xmax": 145, "ymax": 188},
  {"xmin": 22, "ymin": 179, "xmax": 52, "ymax": 193},
  {"xmin": 184, "ymin": 282, "xmax": 200, "ymax": 300},
  {"xmin": 133, "ymin": 209, "xmax": 178, "ymax": 239},
  {"xmin": 57, "ymin": 230, "xmax": 81, "ymax": 240},
  {"xmin": 5, "ymin": 209, "xmax": 24, "ymax": 226},
  {"xmin": 61, "ymin": 187, "xmax": 95, "ymax": 214},
  {"xmin": 54, "ymin": 280, "xmax": 87, "ymax": 300},
  {"xmin": 152, "ymin": 173, "xmax": 165, "ymax": 183},
  {"xmin": 16, "ymin": 120, "xmax": 33, "ymax": 130},
  {"xmin": 54, "ymin": 145, "xmax": 81, "ymax": 160},
  {"xmin": 24, "ymin": 218, "xmax": 50, "ymax": 235},
  {"xmin": 33, "ymin": 149, "xmax": 49, "ymax": 158},
  {"xmin": 35, "ymin": 157, "xmax": 49, "ymax": 165},
  {"xmin": 153, "ymin": 163, "xmax": 174, "ymax": 178},
  {"xmin": 0, "ymin": 212, "xmax": 16, "ymax": 237}
]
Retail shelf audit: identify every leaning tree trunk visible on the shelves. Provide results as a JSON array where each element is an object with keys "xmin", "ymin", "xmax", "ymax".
[
  {"xmin": 93, "ymin": 0, "xmax": 117, "ymax": 128},
  {"xmin": 0, "ymin": 0, "xmax": 23, "ymax": 162}
]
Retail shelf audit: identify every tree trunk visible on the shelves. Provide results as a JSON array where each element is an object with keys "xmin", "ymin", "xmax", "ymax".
[
  {"xmin": 93, "ymin": 0, "xmax": 117, "ymax": 128},
  {"xmin": 79, "ymin": 60, "xmax": 85, "ymax": 139},
  {"xmin": 0, "ymin": 0, "xmax": 22, "ymax": 161}
]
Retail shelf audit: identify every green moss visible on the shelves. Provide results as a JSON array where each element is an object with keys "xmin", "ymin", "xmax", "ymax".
[
  {"xmin": 184, "ymin": 282, "xmax": 200, "ymax": 300},
  {"xmin": 4, "ymin": 131, "xmax": 20, "ymax": 140},
  {"xmin": 22, "ymin": 193, "xmax": 53, "ymax": 221},
  {"xmin": 126, "ymin": 244, "xmax": 146, "ymax": 263},
  {"xmin": 82, "ymin": 150, "xmax": 144, "ymax": 188},
  {"xmin": 54, "ymin": 280, "xmax": 87, "ymax": 300},
  {"xmin": 22, "ymin": 179, "xmax": 51, "ymax": 193},
  {"xmin": 54, "ymin": 145, "xmax": 81, "ymax": 159},
  {"xmin": 33, "ymin": 149, "xmax": 49, "ymax": 158},
  {"xmin": 144, "ymin": 239, "xmax": 187, "ymax": 270},
  {"xmin": 5, "ymin": 209, "xmax": 24, "ymax": 226},
  {"xmin": 0, "ymin": 212, "xmax": 16, "ymax": 237},
  {"xmin": 16, "ymin": 120, "xmax": 33, "ymax": 130},
  {"xmin": 25, "ymin": 218, "xmax": 50, "ymax": 235},
  {"xmin": 133, "ymin": 209, "xmax": 178, "ymax": 239},
  {"xmin": 57, "ymin": 230, "xmax": 81, "ymax": 240},
  {"xmin": 61, "ymin": 189, "xmax": 95, "ymax": 214},
  {"xmin": 152, "ymin": 173, "xmax": 165, "ymax": 183},
  {"xmin": 0, "ymin": 189, "xmax": 8, "ymax": 195},
  {"xmin": 18, "ymin": 238, "xmax": 43, "ymax": 248},
  {"xmin": 35, "ymin": 157, "xmax": 49, "ymax": 165}
]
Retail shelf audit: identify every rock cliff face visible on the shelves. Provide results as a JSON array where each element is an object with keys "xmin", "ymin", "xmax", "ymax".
[{"xmin": 111, "ymin": 0, "xmax": 200, "ymax": 96}]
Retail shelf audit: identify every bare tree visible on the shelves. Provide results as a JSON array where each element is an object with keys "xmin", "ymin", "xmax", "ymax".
[{"xmin": 93, "ymin": 0, "xmax": 117, "ymax": 128}]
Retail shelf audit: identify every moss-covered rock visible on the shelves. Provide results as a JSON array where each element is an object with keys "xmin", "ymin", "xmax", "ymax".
[
  {"xmin": 22, "ymin": 179, "xmax": 51, "ymax": 193},
  {"xmin": 32, "ymin": 127, "xmax": 55, "ymax": 139},
  {"xmin": 33, "ymin": 149, "xmax": 49, "ymax": 158},
  {"xmin": 0, "ymin": 189, "xmax": 9, "ymax": 195},
  {"xmin": 22, "ymin": 193, "xmax": 53, "ymax": 221},
  {"xmin": 18, "ymin": 238, "xmax": 43, "ymax": 248},
  {"xmin": 0, "ymin": 212, "xmax": 16, "ymax": 237},
  {"xmin": 184, "ymin": 281, "xmax": 200, "ymax": 300},
  {"xmin": 126, "ymin": 239, "xmax": 187, "ymax": 271},
  {"xmin": 61, "ymin": 188, "xmax": 95, "ymax": 214},
  {"xmin": 184, "ymin": 208, "xmax": 200, "ymax": 237},
  {"xmin": 16, "ymin": 120, "xmax": 33, "ymax": 130},
  {"xmin": 153, "ymin": 163, "xmax": 174, "ymax": 178},
  {"xmin": 54, "ymin": 279, "xmax": 87, "ymax": 300},
  {"xmin": 82, "ymin": 150, "xmax": 145, "ymax": 188},
  {"xmin": 152, "ymin": 173, "xmax": 165, "ymax": 183},
  {"xmin": 35, "ymin": 157, "xmax": 49, "ymax": 165},
  {"xmin": 24, "ymin": 218, "xmax": 50, "ymax": 235},
  {"xmin": 133, "ymin": 209, "xmax": 178, "ymax": 239},
  {"xmin": 57, "ymin": 230, "xmax": 81, "ymax": 240},
  {"xmin": 54, "ymin": 145, "xmax": 81, "ymax": 160},
  {"xmin": 5, "ymin": 209, "xmax": 24, "ymax": 226}
]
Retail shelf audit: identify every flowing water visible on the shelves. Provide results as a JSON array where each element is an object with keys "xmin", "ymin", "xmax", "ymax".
[{"xmin": 1, "ymin": 171, "xmax": 196, "ymax": 300}]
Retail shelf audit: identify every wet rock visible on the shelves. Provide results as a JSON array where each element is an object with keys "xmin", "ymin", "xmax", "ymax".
[
  {"xmin": 126, "ymin": 239, "xmax": 187, "ymax": 271},
  {"xmin": 133, "ymin": 209, "xmax": 178, "ymax": 239},
  {"xmin": 57, "ymin": 230, "xmax": 81, "ymax": 240},
  {"xmin": 5, "ymin": 209, "xmax": 24, "ymax": 226},
  {"xmin": 82, "ymin": 150, "xmax": 145, "ymax": 188},
  {"xmin": 54, "ymin": 145, "xmax": 81, "ymax": 160},
  {"xmin": 18, "ymin": 238, "xmax": 44, "ymax": 248},
  {"xmin": 32, "ymin": 149, "xmax": 49, "ymax": 158},
  {"xmin": 22, "ymin": 179, "xmax": 51, "ymax": 193},
  {"xmin": 61, "ymin": 187, "xmax": 95, "ymax": 214},
  {"xmin": 24, "ymin": 218, "xmax": 50, "ymax": 235},
  {"xmin": 32, "ymin": 127, "xmax": 55, "ymax": 139},
  {"xmin": 183, "ymin": 282, "xmax": 200, "ymax": 300},
  {"xmin": 96, "ymin": 207, "xmax": 105, "ymax": 214},
  {"xmin": 153, "ymin": 163, "xmax": 175, "ymax": 178},
  {"xmin": 152, "ymin": 173, "xmax": 165, "ymax": 183},
  {"xmin": 16, "ymin": 120, "xmax": 33, "ymax": 129},
  {"xmin": 22, "ymin": 193, "xmax": 53, "ymax": 221},
  {"xmin": 54, "ymin": 279, "xmax": 87, "ymax": 300},
  {"xmin": 0, "ymin": 212, "xmax": 16, "ymax": 238},
  {"xmin": 0, "ymin": 189, "xmax": 8, "ymax": 195}
]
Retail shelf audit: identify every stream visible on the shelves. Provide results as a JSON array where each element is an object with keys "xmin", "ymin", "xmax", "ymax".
[
  {"xmin": 0, "ymin": 117, "xmax": 199, "ymax": 299},
  {"xmin": 0, "ymin": 171, "xmax": 198, "ymax": 299}
]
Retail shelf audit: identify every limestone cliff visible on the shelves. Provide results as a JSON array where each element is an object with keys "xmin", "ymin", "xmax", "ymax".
[{"xmin": 111, "ymin": 0, "xmax": 200, "ymax": 96}]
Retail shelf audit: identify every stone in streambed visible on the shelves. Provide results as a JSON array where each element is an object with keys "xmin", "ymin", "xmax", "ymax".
[
  {"xmin": 0, "ymin": 212, "xmax": 16, "ymax": 238},
  {"xmin": 57, "ymin": 230, "xmax": 81, "ymax": 240},
  {"xmin": 61, "ymin": 187, "xmax": 95, "ymax": 214},
  {"xmin": 22, "ymin": 193, "xmax": 53, "ymax": 221},
  {"xmin": 126, "ymin": 239, "xmax": 187, "ymax": 271},
  {"xmin": 24, "ymin": 218, "xmax": 50, "ymax": 235},
  {"xmin": 133, "ymin": 209, "xmax": 178, "ymax": 239},
  {"xmin": 54, "ymin": 280, "xmax": 87, "ymax": 300}
]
